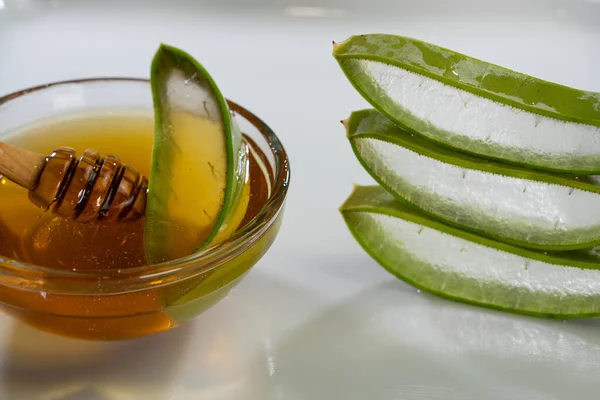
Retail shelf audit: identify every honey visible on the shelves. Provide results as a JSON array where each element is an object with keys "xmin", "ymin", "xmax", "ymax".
[{"xmin": 0, "ymin": 109, "xmax": 274, "ymax": 340}]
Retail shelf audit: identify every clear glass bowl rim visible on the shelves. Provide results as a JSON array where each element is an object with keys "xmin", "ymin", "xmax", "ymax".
[{"xmin": 0, "ymin": 77, "xmax": 290, "ymax": 294}]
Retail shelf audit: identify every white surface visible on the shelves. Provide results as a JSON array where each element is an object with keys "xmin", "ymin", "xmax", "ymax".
[{"xmin": 0, "ymin": 0, "xmax": 600, "ymax": 399}]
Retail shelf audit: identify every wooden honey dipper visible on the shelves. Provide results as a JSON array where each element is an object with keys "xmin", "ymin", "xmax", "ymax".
[{"xmin": 0, "ymin": 141, "xmax": 147, "ymax": 222}]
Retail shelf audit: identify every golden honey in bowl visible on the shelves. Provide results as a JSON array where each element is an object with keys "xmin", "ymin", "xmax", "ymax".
[
  {"xmin": 0, "ymin": 99, "xmax": 284, "ymax": 340},
  {"xmin": 0, "ymin": 45, "xmax": 288, "ymax": 341},
  {"xmin": 0, "ymin": 109, "xmax": 271, "ymax": 269}
]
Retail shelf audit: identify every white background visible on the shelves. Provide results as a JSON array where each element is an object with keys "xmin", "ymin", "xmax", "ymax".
[{"xmin": 1, "ymin": 0, "xmax": 600, "ymax": 398}]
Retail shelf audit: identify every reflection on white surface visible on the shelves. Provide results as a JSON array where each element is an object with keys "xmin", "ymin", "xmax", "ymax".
[
  {"xmin": 187, "ymin": 267, "xmax": 600, "ymax": 399},
  {"xmin": 0, "ymin": 318, "xmax": 194, "ymax": 398},
  {"xmin": 0, "ymin": 1, "xmax": 5, "ymax": 11},
  {"xmin": 50, "ymin": 89, "xmax": 86, "ymax": 111},
  {"xmin": 256, "ymin": 277, "xmax": 600, "ymax": 399},
  {"xmin": 263, "ymin": 339, "xmax": 276, "ymax": 377}
]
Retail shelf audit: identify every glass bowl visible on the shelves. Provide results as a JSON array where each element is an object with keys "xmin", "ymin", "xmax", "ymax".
[{"xmin": 0, "ymin": 78, "xmax": 290, "ymax": 340}]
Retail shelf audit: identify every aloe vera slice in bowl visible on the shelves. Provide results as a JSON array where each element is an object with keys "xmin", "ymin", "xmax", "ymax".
[
  {"xmin": 341, "ymin": 185, "xmax": 600, "ymax": 318},
  {"xmin": 333, "ymin": 34, "xmax": 600, "ymax": 174},
  {"xmin": 144, "ymin": 44, "xmax": 249, "ymax": 264},
  {"xmin": 345, "ymin": 109, "xmax": 600, "ymax": 251}
]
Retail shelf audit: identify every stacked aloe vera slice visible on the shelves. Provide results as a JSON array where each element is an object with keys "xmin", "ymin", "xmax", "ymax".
[{"xmin": 334, "ymin": 34, "xmax": 600, "ymax": 318}]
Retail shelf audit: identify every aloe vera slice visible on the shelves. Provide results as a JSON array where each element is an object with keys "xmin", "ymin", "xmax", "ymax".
[
  {"xmin": 333, "ymin": 34, "xmax": 600, "ymax": 174},
  {"xmin": 346, "ymin": 109, "xmax": 600, "ymax": 251},
  {"xmin": 145, "ymin": 44, "xmax": 248, "ymax": 264},
  {"xmin": 341, "ymin": 185, "xmax": 600, "ymax": 318}
]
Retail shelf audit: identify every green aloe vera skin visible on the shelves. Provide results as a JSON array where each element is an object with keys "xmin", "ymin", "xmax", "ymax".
[
  {"xmin": 341, "ymin": 185, "xmax": 600, "ymax": 319},
  {"xmin": 345, "ymin": 109, "xmax": 600, "ymax": 251},
  {"xmin": 334, "ymin": 34, "xmax": 600, "ymax": 174},
  {"xmin": 145, "ymin": 44, "xmax": 247, "ymax": 264}
]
